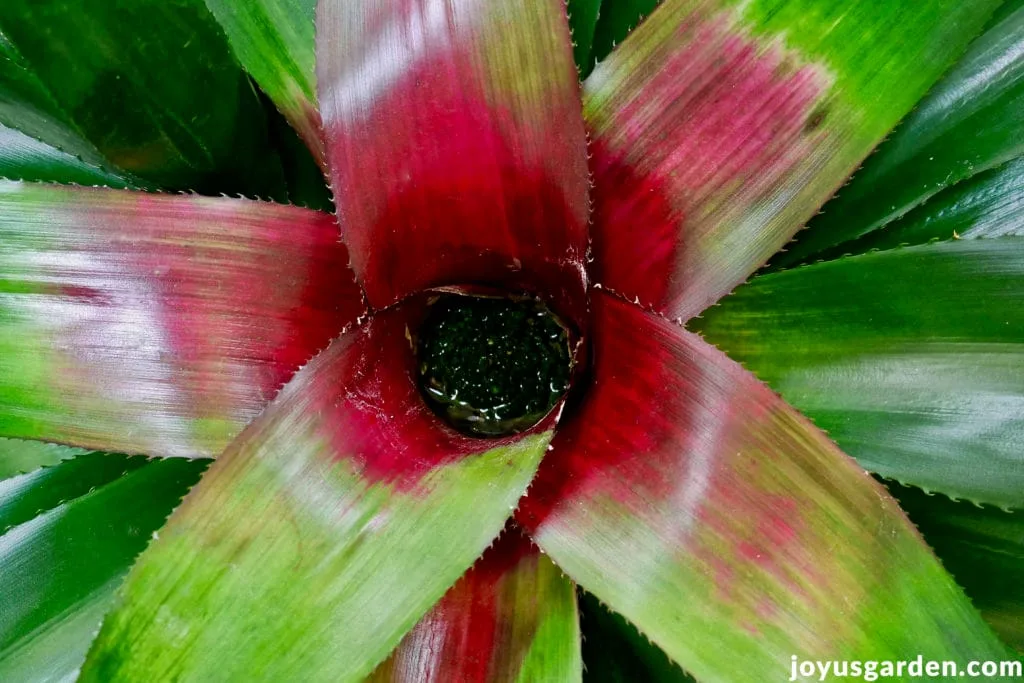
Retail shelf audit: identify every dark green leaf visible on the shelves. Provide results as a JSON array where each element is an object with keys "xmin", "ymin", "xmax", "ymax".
[
  {"xmin": 0, "ymin": 31, "xmax": 115, "ymax": 172},
  {"xmin": 262, "ymin": 98, "xmax": 332, "ymax": 212},
  {"xmin": 579, "ymin": 592, "xmax": 694, "ymax": 683},
  {"xmin": 823, "ymin": 155, "xmax": 1024, "ymax": 255},
  {"xmin": 694, "ymin": 238, "xmax": 1024, "ymax": 508},
  {"xmin": 888, "ymin": 481, "xmax": 1024, "ymax": 652},
  {"xmin": 0, "ymin": 0, "xmax": 287, "ymax": 196},
  {"xmin": 0, "ymin": 453, "xmax": 207, "ymax": 682},
  {"xmin": 568, "ymin": 0, "xmax": 603, "ymax": 77},
  {"xmin": 0, "ymin": 452, "xmax": 148, "ymax": 533},
  {"xmin": 589, "ymin": 0, "xmax": 659, "ymax": 66},
  {"xmin": 0, "ymin": 124, "xmax": 130, "ymax": 187}
]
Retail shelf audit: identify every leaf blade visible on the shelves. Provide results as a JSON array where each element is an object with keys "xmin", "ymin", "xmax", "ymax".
[
  {"xmin": 0, "ymin": 452, "xmax": 207, "ymax": 682},
  {"xmin": 0, "ymin": 437, "xmax": 84, "ymax": 480},
  {"xmin": 886, "ymin": 482, "xmax": 1024, "ymax": 652},
  {"xmin": 822, "ymin": 154, "xmax": 1024, "ymax": 256},
  {"xmin": 317, "ymin": 0, "xmax": 591, "ymax": 321},
  {"xmin": 80, "ymin": 302, "xmax": 553, "ymax": 682},
  {"xmin": 0, "ymin": 182, "xmax": 363, "ymax": 457},
  {"xmin": 0, "ymin": 0, "xmax": 286, "ymax": 195},
  {"xmin": 585, "ymin": 0, "xmax": 1000, "ymax": 320},
  {"xmin": 203, "ymin": 0, "xmax": 323, "ymax": 161},
  {"xmin": 0, "ymin": 124, "xmax": 131, "ymax": 187},
  {"xmin": 370, "ymin": 527, "xmax": 582, "ymax": 683},
  {"xmin": 779, "ymin": 4, "xmax": 1024, "ymax": 265},
  {"xmin": 519, "ymin": 292, "xmax": 1009, "ymax": 680},
  {"xmin": 694, "ymin": 238, "xmax": 1024, "ymax": 508}
]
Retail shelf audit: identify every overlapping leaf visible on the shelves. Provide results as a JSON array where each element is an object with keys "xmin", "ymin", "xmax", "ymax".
[
  {"xmin": 519, "ymin": 293, "xmax": 1009, "ymax": 681},
  {"xmin": 694, "ymin": 238, "xmax": 1024, "ymax": 508},
  {"xmin": 579, "ymin": 592, "xmax": 695, "ymax": 683},
  {"xmin": 887, "ymin": 483, "xmax": 1024, "ymax": 653},
  {"xmin": 584, "ymin": 0, "xmax": 1000, "ymax": 320},
  {"xmin": 826, "ymin": 155, "xmax": 1024, "ymax": 255},
  {"xmin": 568, "ymin": 0, "xmax": 604, "ymax": 77},
  {"xmin": 780, "ymin": 3, "xmax": 1024, "ymax": 264},
  {"xmin": 81, "ymin": 302, "xmax": 553, "ymax": 682},
  {"xmin": 0, "ymin": 0, "xmax": 286, "ymax": 195},
  {"xmin": 371, "ymin": 527, "xmax": 582, "ymax": 682},
  {"xmin": 0, "ymin": 124, "xmax": 130, "ymax": 188},
  {"xmin": 0, "ymin": 32, "xmax": 116, "ymax": 175},
  {"xmin": 203, "ymin": 0, "xmax": 323, "ymax": 161},
  {"xmin": 0, "ymin": 182, "xmax": 362, "ymax": 457},
  {"xmin": 0, "ymin": 449, "xmax": 206, "ymax": 682},
  {"xmin": 317, "ymin": 0, "xmax": 591, "ymax": 321},
  {"xmin": 0, "ymin": 437, "xmax": 84, "ymax": 480}
]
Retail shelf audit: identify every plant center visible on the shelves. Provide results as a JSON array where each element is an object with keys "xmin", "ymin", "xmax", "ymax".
[{"xmin": 416, "ymin": 294, "xmax": 572, "ymax": 437}]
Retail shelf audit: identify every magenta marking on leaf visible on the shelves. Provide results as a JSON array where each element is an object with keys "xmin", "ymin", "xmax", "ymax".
[
  {"xmin": 308, "ymin": 300, "xmax": 558, "ymax": 488},
  {"xmin": 589, "ymin": 9, "xmax": 829, "ymax": 316},
  {"xmin": 318, "ymin": 0, "xmax": 590, "ymax": 320}
]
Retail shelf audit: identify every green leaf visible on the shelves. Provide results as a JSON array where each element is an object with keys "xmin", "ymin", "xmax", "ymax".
[
  {"xmin": 822, "ymin": 155, "xmax": 1024, "ymax": 255},
  {"xmin": 0, "ymin": 451, "xmax": 149, "ymax": 533},
  {"xmin": 568, "ymin": 0, "xmax": 603, "ymax": 77},
  {"xmin": 262, "ymin": 99, "xmax": 333, "ymax": 212},
  {"xmin": 370, "ymin": 527, "xmax": 582, "ymax": 682},
  {"xmin": 80, "ymin": 302, "xmax": 553, "ymax": 682},
  {"xmin": 0, "ymin": 181, "xmax": 362, "ymax": 457},
  {"xmin": 0, "ymin": 123, "xmax": 130, "ymax": 187},
  {"xmin": 0, "ymin": 452, "xmax": 207, "ymax": 683},
  {"xmin": 0, "ymin": 0, "xmax": 287, "ymax": 196},
  {"xmin": 887, "ymin": 482, "xmax": 1024, "ymax": 653},
  {"xmin": 0, "ymin": 31, "xmax": 117, "ymax": 174},
  {"xmin": 777, "ymin": 3, "xmax": 1024, "ymax": 265},
  {"xmin": 0, "ymin": 437, "xmax": 84, "ymax": 480},
  {"xmin": 519, "ymin": 292, "xmax": 1009, "ymax": 681},
  {"xmin": 584, "ymin": 0, "xmax": 1001, "ymax": 320},
  {"xmin": 694, "ymin": 238, "xmax": 1024, "ymax": 508},
  {"xmin": 579, "ymin": 592, "xmax": 695, "ymax": 683},
  {"xmin": 589, "ymin": 0, "xmax": 659, "ymax": 67},
  {"xmin": 203, "ymin": 0, "xmax": 323, "ymax": 161}
]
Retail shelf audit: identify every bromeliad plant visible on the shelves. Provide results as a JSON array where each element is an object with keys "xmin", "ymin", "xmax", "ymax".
[{"xmin": 0, "ymin": 0, "xmax": 1022, "ymax": 680}]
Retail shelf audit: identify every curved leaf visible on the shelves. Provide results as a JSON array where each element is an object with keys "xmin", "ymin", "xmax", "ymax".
[
  {"xmin": 203, "ymin": 0, "xmax": 323, "ymax": 161},
  {"xmin": 0, "ymin": 33, "xmax": 116, "ymax": 174},
  {"xmin": 371, "ymin": 526, "xmax": 582, "ymax": 683},
  {"xmin": 0, "ymin": 453, "xmax": 206, "ymax": 683},
  {"xmin": 317, "ymin": 0, "xmax": 591, "ymax": 321},
  {"xmin": 584, "ymin": 0, "xmax": 1000, "ymax": 320},
  {"xmin": 780, "ymin": 4, "xmax": 1024, "ymax": 265},
  {"xmin": 887, "ymin": 482, "xmax": 1024, "ymax": 653},
  {"xmin": 519, "ymin": 292, "xmax": 1008, "ymax": 681},
  {"xmin": 825, "ymin": 155, "xmax": 1024, "ymax": 255},
  {"xmin": 579, "ymin": 592, "xmax": 694, "ymax": 683},
  {"xmin": 0, "ymin": 451, "xmax": 148, "ymax": 533},
  {"xmin": 0, "ymin": 437, "xmax": 84, "ymax": 480},
  {"xmin": 81, "ymin": 301, "xmax": 553, "ymax": 682},
  {"xmin": 0, "ymin": 123, "xmax": 130, "ymax": 187},
  {"xmin": 0, "ymin": 181, "xmax": 363, "ymax": 457},
  {"xmin": 0, "ymin": 0, "xmax": 285, "ymax": 195},
  {"xmin": 694, "ymin": 238, "xmax": 1024, "ymax": 508}
]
